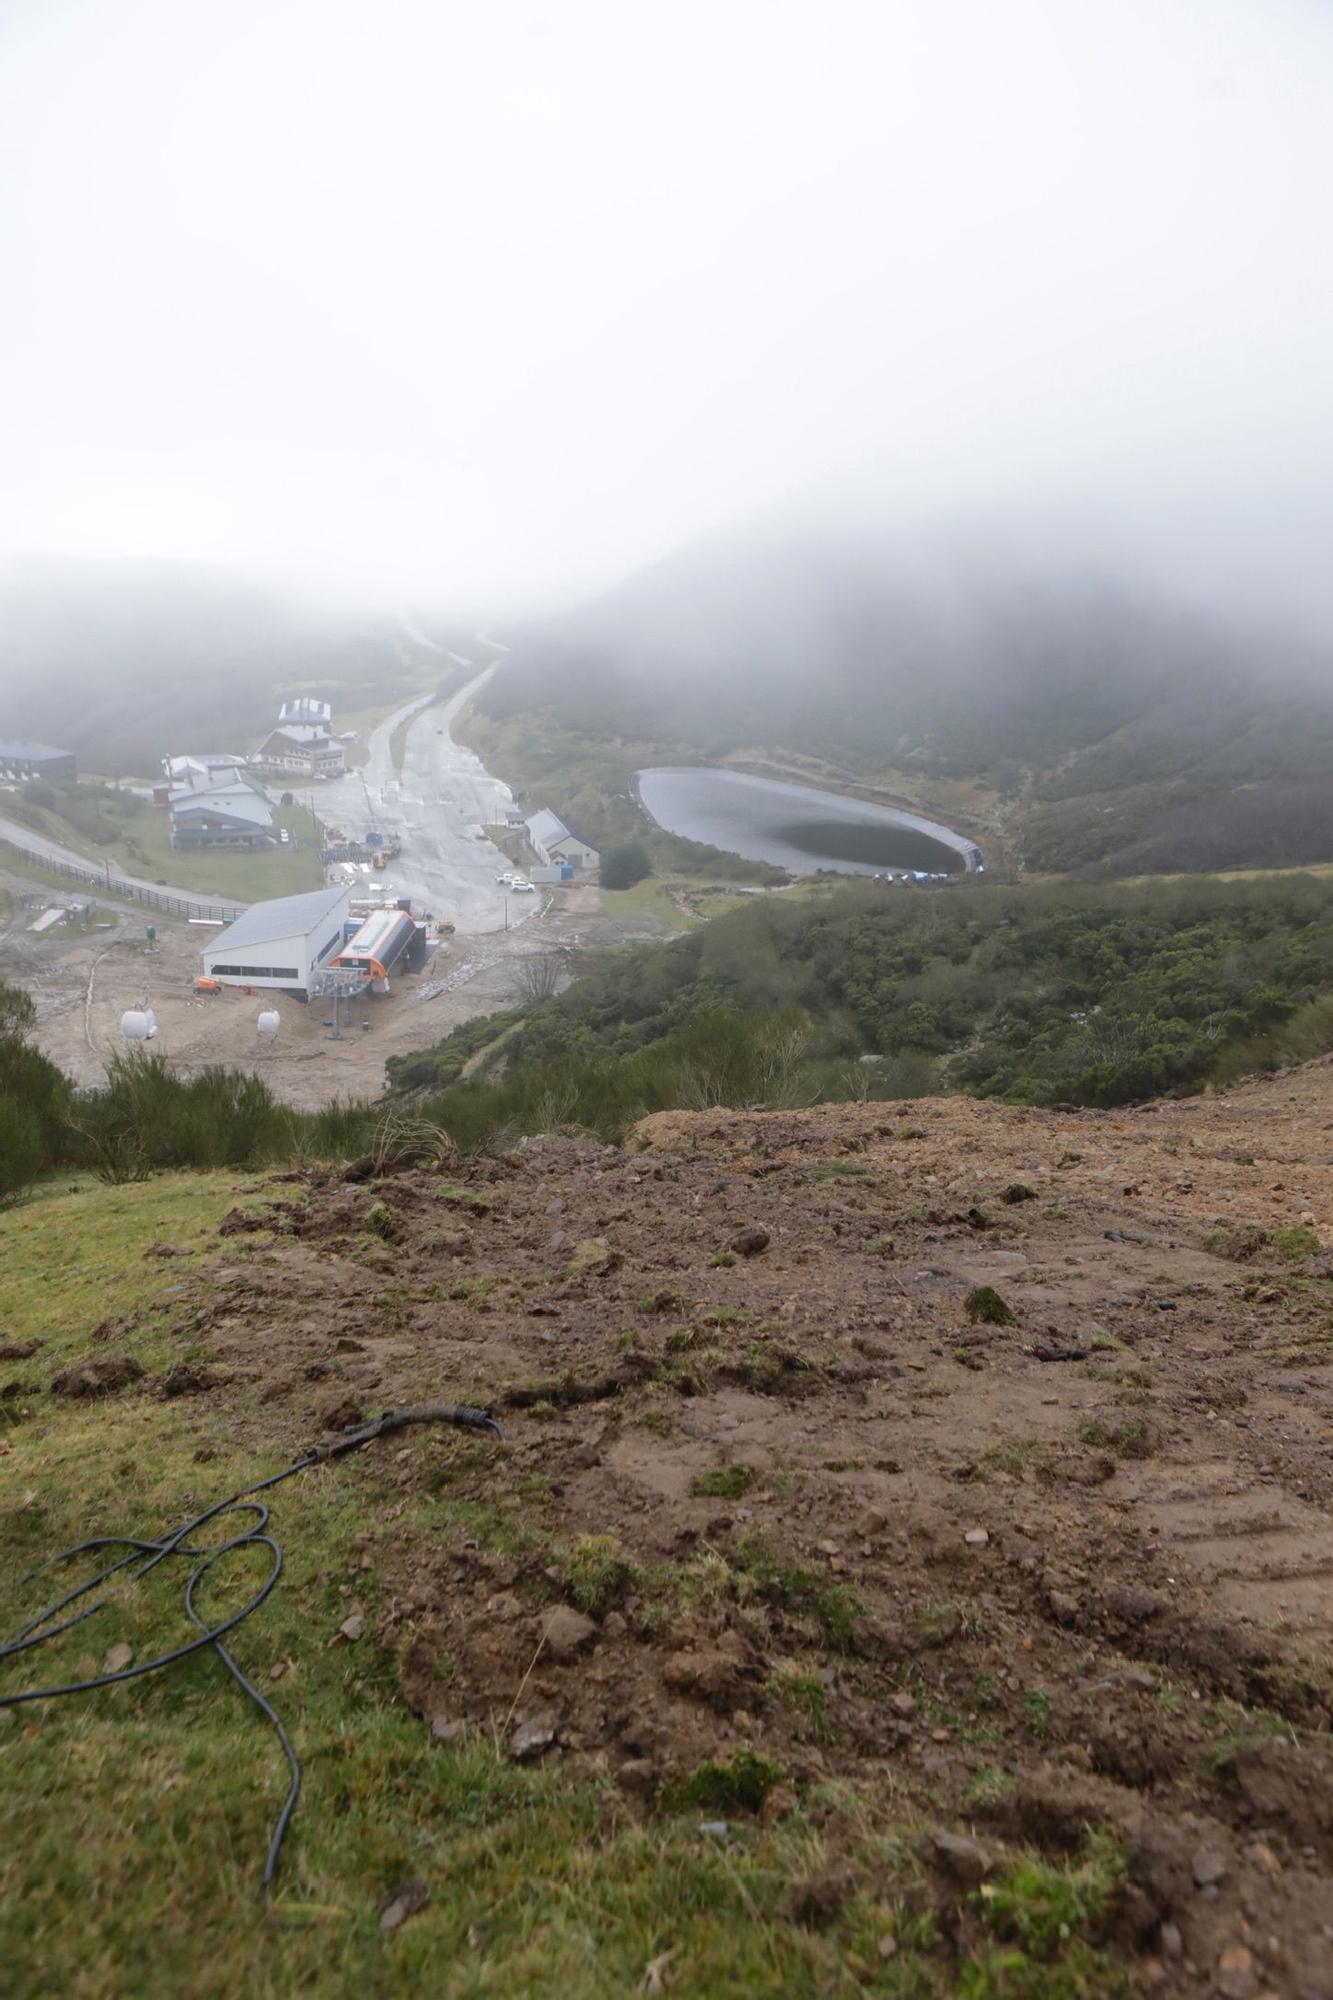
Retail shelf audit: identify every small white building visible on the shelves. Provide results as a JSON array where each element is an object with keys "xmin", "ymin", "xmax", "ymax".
[
  {"xmin": 202, "ymin": 885, "xmax": 351, "ymax": 998},
  {"xmin": 524, "ymin": 808, "xmax": 600, "ymax": 872}
]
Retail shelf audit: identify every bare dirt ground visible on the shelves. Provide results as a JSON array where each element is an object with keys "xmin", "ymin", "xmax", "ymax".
[
  {"xmin": 77, "ymin": 1066, "xmax": 1333, "ymax": 1994},
  {"xmin": 2, "ymin": 875, "xmax": 666, "ymax": 1107}
]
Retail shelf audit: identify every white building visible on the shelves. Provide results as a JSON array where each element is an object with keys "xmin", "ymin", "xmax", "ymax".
[
  {"xmin": 201, "ymin": 885, "xmax": 351, "ymax": 998},
  {"xmin": 279, "ymin": 697, "xmax": 332, "ymax": 728},
  {"xmin": 524, "ymin": 808, "xmax": 600, "ymax": 871},
  {"xmin": 254, "ymin": 724, "xmax": 345, "ymax": 779},
  {"xmin": 169, "ymin": 768, "xmax": 275, "ymax": 850}
]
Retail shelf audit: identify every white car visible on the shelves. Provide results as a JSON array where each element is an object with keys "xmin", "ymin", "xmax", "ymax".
[{"xmin": 511, "ymin": 879, "xmax": 535, "ymax": 894}]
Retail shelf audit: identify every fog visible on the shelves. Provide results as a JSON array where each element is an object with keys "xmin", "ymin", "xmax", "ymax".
[{"xmin": 2, "ymin": 0, "xmax": 1332, "ymax": 621}]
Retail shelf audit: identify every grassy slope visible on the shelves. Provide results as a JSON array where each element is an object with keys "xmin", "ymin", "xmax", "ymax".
[
  {"xmin": 0, "ymin": 1175, "xmax": 1127, "ymax": 1999},
  {"xmin": 13, "ymin": 792, "xmax": 322, "ymax": 899}
]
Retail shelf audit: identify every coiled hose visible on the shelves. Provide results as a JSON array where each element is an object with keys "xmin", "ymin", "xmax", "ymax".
[{"xmin": 0, "ymin": 1403, "xmax": 504, "ymax": 1890}]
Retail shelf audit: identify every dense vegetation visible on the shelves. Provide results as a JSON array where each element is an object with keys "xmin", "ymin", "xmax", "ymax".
[
  {"xmin": 391, "ymin": 874, "xmax": 1333, "ymax": 1130},
  {"xmin": 473, "ymin": 521, "xmax": 1333, "ymax": 877}
]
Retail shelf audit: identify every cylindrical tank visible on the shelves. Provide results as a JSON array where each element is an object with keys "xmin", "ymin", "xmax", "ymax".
[
  {"xmin": 121, "ymin": 1009, "xmax": 157, "ymax": 1041},
  {"xmin": 257, "ymin": 1009, "xmax": 280, "ymax": 1036}
]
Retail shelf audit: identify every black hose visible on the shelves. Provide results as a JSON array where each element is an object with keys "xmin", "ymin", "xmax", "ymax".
[{"xmin": 0, "ymin": 1404, "xmax": 503, "ymax": 1890}]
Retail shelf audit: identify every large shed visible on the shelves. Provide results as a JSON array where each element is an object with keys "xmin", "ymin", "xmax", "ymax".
[
  {"xmin": 0, "ymin": 739, "xmax": 77, "ymax": 780},
  {"xmin": 202, "ymin": 885, "xmax": 351, "ymax": 999},
  {"xmin": 524, "ymin": 808, "xmax": 599, "ymax": 871}
]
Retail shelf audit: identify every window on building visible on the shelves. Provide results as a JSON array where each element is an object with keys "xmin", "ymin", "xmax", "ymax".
[{"xmin": 209, "ymin": 964, "xmax": 301, "ymax": 980}]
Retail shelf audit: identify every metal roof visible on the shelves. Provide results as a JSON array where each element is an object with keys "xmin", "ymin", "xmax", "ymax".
[
  {"xmin": 0, "ymin": 739, "xmax": 74, "ymax": 760},
  {"xmin": 208, "ymin": 885, "xmax": 348, "ymax": 956},
  {"xmin": 172, "ymin": 791, "xmax": 273, "ymax": 827},
  {"xmin": 525, "ymin": 808, "xmax": 570, "ymax": 849}
]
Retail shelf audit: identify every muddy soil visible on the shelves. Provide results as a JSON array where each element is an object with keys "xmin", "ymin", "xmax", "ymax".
[{"xmin": 57, "ymin": 1067, "xmax": 1333, "ymax": 1990}]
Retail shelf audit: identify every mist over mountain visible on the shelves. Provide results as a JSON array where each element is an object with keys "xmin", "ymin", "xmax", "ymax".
[
  {"xmin": 0, "ymin": 559, "xmax": 415, "ymax": 774},
  {"xmin": 477, "ymin": 513, "xmax": 1333, "ymax": 874}
]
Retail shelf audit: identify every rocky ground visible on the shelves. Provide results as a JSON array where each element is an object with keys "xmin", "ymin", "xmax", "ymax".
[{"xmin": 40, "ymin": 1064, "xmax": 1333, "ymax": 1995}]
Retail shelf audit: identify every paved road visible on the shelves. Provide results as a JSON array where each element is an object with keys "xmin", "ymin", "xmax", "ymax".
[
  {"xmin": 0, "ymin": 812, "xmax": 243, "ymax": 913},
  {"xmin": 303, "ymin": 669, "xmax": 535, "ymax": 937}
]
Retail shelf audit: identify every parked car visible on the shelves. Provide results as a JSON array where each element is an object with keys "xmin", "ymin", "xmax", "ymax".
[{"xmin": 511, "ymin": 879, "xmax": 535, "ymax": 894}]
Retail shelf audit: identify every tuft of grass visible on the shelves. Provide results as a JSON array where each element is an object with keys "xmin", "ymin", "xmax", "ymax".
[
  {"xmin": 733, "ymin": 1535, "xmax": 861, "ymax": 1651},
  {"xmin": 659, "ymin": 1748, "xmax": 785, "ymax": 1815},
  {"xmin": 434, "ymin": 1183, "xmax": 493, "ymax": 1214},
  {"xmin": 708, "ymin": 1250, "xmax": 736, "ymax": 1269},
  {"xmin": 738, "ymin": 1342, "xmax": 784, "ymax": 1392},
  {"xmin": 976, "ymin": 1829, "xmax": 1126, "ymax": 1957},
  {"xmin": 565, "ymin": 1239, "xmax": 618, "ymax": 1281},
  {"xmin": 689, "ymin": 1464, "xmax": 756, "ymax": 1500},
  {"xmin": 1271, "ymin": 1224, "xmax": 1320, "ymax": 1261},
  {"xmin": 765, "ymin": 1664, "xmax": 830, "ymax": 1740},
  {"xmin": 360, "ymin": 1192, "xmax": 396, "ymax": 1240},
  {"xmin": 446, "ymin": 1274, "xmax": 498, "ymax": 1306},
  {"xmin": 965, "ymin": 1287, "xmax": 1016, "ymax": 1326},
  {"xmin": 561, "ymin": 1534, "xmax": 635, "ymax": 1616},
  {"xmin": 974, "ymin": 1438, "xmax": 1047, "ymax": 1482},
  {"xmin": 1078, "ymin": 1414, "xmax": 1154, "ymax": 1460},
  {"xmin": 1022, "ymin": 1690, "xmax": 1053, "ymax": 1739},
  {"xmin": 963, "ymin": 1767, "xmax": 1018, "ymax": 1809},
  {"xmin": 638, "ymin": 1286, "xmax": 686, "ymax": 1315}
]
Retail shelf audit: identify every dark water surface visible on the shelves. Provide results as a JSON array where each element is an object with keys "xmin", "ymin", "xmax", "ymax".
[{"xmin": 635, "ymin": 767, "xmax": 978, "ymax": 876}]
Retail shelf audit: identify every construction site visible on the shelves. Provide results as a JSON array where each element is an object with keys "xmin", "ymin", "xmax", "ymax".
[{"xmin": 0, "ymin": 865, "xmax": 648, "ymax": 1109}]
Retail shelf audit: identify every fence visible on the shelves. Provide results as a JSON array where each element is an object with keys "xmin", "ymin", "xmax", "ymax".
[{"xmin": 0, "ymin": 835, "xmax": 245, "ymax": 924}]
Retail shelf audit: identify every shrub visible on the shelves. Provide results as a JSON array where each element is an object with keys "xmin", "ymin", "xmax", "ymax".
[
  {"xmin": 600, "ymin": 840, "xmax": 652, "ymax": 890},
  {"xmin": 0, "ymin": 1096, "xmax": 42, "ymax": 1203}
]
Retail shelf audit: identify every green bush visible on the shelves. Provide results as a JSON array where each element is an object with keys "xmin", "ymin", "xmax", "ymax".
[
  {"xmin": 0, "ymin": 1095, "xmax": 43, "ymax": 1203},
  {"xmin": 600, "ymin": 839, "xmax": 652, "ymax": 890}
]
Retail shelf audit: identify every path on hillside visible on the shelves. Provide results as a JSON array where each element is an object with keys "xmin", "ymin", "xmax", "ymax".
[{"xmin": 0, "ymin": 813, "xmax": 242, "ymax": 913}]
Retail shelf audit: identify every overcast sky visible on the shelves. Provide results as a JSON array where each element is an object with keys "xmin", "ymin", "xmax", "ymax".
[{"xmin": 2, "ymin": 0, "xmax": 1332, "ymax": 614}]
